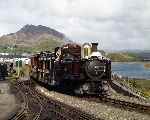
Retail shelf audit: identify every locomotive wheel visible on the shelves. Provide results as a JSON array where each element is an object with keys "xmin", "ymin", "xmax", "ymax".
[{"xmin": 74, "ymin": 82, "xmax": 98, "ymax": 95}]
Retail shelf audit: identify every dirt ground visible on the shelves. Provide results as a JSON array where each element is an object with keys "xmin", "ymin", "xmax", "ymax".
[{"xmin": 0, "ymin": 80, "xmax": 19, "ymax": 120}]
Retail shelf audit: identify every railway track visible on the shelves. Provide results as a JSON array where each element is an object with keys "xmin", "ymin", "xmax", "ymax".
[
  {"xmin": 9, "ymin": 81, "xmax": 43, "ymax": 120},
  {"xmin": 100, "ymin": 97, "xmax": 150, "ymax": 114},
  {"xmin": 16, "ymin": 80, "xmax": 101, "ymax": 120},
  {"xmin": 17, "ymin": 81, "xmax": 43, "ymax": 120},
  {"xmin": 29, "ymin": 82, "xmax": 101, "ymax": 120},
  {"xmin": 9, "ymin": 85, "xmax": 28, "ymax": 120},
  {"xmin": 34, "ymin": 83, "xmax": 150, "ymax": 119},
  {"xmin": 11, "ymin": 80, "xmax": 150, "ymax": 120},
  {"xmin": 42, "ymin": 95, "xmax": 99, "ymax": 120},
  {"xmin": 79, "ymin": 95, "xmax": 150, "ymax": 115},
  {"xmin": 33, "ymin": 80, "xmax": 150, "ymax": 116}
]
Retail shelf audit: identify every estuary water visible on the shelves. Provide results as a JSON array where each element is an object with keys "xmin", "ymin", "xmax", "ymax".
[{"xmin": 112, "ymin": 62, "xmax": 150, "ymax": 79}]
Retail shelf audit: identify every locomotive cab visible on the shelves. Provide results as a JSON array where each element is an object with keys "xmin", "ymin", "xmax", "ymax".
[{"xmin": 54, "ymin": 44, "xmax": 81, "ymax": 82}]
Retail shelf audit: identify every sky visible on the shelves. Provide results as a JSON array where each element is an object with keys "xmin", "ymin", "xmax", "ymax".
[{"xmin": 0, "ymin": 0, "xmax": 150, "ymax": 50}]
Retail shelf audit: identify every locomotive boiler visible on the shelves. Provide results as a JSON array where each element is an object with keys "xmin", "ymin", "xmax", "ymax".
[{"xmin": 30, "ymin": 43, "xmax": 111, "ymax": 95}]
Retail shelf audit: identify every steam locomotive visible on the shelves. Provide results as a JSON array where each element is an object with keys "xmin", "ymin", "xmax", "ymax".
[{"xmin": 30, "ymin": 43, "xmax": 111, "ymax": 95}]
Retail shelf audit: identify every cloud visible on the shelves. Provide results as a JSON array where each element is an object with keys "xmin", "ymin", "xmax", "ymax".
[{"xmin": 0, "ymin": 0, "xmax": 150, "ymax": 50}]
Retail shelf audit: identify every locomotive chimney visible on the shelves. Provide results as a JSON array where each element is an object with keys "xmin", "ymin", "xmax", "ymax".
[{"xmin": 91, "ymin": 43, "xmax": 98, "ymax": 52}]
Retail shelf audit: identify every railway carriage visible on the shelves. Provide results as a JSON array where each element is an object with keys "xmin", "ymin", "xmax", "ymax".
[{"xmin": 30, "ymin": 42, "xmax": 111, "ymax": 95}]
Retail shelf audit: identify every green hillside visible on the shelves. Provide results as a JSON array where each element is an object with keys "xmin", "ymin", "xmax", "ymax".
[
  {"xmin": 0, "ymin": 38, "xmax": 64, "ymax": 53},
  {"xmin": 107, "ymin": 52, "xmax": 140, "ymax": 62},
  {"xmin": 31, "ymin": 38, "xmax": 64, "ymax": 52}
]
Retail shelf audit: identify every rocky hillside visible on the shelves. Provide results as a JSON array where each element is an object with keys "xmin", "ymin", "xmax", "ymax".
[{"xmin": 0, "ymin": 25, "xmax": 70, "ymax": 53}]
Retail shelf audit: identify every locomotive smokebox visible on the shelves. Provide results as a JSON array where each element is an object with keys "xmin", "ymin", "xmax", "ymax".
[{"xmin": 91, "ymin": 43, "xmax": 98, "ymax": 52}]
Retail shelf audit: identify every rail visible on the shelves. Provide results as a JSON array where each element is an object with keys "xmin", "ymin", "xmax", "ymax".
[
  {"xmin": 81, "ymin": 96, "xmax": 150, "ymax": 115},
  {"xmin": 8, "ymin": 85, "xmax": 28, "ymax": 120},
  {"xmin": 17, "ymin": 80, "xmax": 100, "ymax": 120}
]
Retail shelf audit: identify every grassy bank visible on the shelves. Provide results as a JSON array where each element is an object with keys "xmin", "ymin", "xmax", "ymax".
[
  {"xmin": 134, "ymin": 80, "xmax": 150, "ymax": 98},
  {"xmin": 124, "ymin": 79, "xmax": 150, "ymax": 98}
]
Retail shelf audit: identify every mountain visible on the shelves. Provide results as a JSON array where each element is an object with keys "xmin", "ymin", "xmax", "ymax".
[{"xmin": 0, "ymin": 24, "xmax": 70, "ymax": 53}]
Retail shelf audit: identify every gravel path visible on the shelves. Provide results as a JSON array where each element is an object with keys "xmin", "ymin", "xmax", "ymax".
[
  {"xmin": 36, "ymin": 85, "xmax": 150, "ymax": 120},
  {"xmin": 0, "ymin": 81, "xmax": 20, "ymax": 120}
]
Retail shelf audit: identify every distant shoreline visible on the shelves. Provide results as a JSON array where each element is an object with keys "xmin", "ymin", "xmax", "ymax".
[
  {"xmin": 112, "ymin": 62, "xmax": 150, "ymax": 80},
  {"xmin": 144, "ymin": 63, "xmax": 150, "ymax": 69},
  {"xmin": 107, "ymin": 52, "xmax": 150, "ymax": 62},
  {"xmin": 112, "ymin": 72, "xmax": 150, "ymax": 81}
]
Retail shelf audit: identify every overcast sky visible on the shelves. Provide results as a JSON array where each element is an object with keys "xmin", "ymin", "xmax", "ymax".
[{"xmin": 0, "ymin": 0, "xmax": 150, "ymax": 50}]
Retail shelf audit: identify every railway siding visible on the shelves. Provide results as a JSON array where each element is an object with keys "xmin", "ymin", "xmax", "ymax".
[
  {"xmin": 9, "ymin": 81, "xmax": 43, "ymax": 120},
  {"xmin": 100, "ymin": 97, "xmax": 150, "ymax": 114},
  {"xmin": 11, "ymin": 80, "xmax": 101, "ymax": 120},
  {"xmin": 35, "ymin": 84, "xmax": 150, "ymax": 120},
  {"xmin": 9, "ymin": 80, "xmax": 150, "ymax": 120},
  {"xmin": 32, "ymin": 84, "xmax": 100, "ymax": 120}
]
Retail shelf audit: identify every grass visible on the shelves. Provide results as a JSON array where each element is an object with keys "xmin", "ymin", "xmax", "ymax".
[
  {"xmin": 124, "ymin": 79, "xmax": 150, "ymax": 98},
  {"xmin": 133, "ymin": 80, "xmax": 150, "ymax": 90},
  {"xmin": 134, "ymin": 80, "xmax": 150, "ymax": 98}
]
